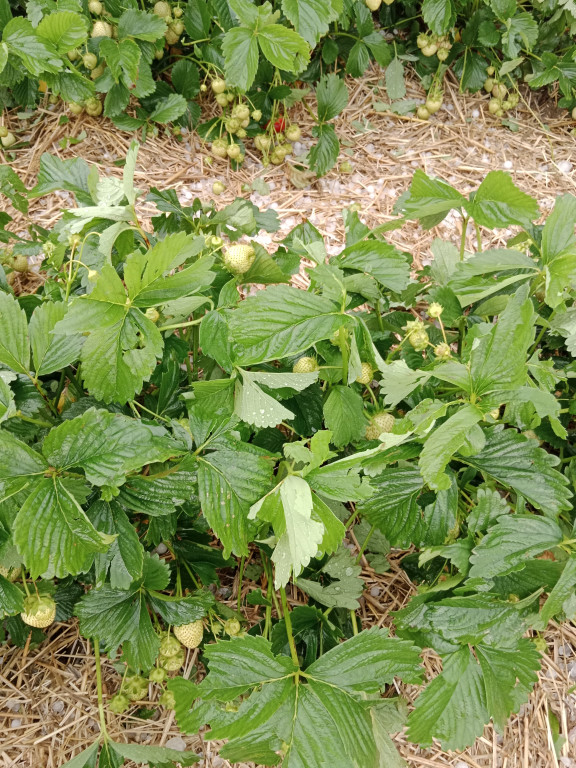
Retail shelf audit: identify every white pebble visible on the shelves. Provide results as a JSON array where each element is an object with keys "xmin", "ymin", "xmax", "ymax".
[
  {"xmin": 558, "ymin": 160, "xmax": 573, "ymax": 174},
  {"xmin": 11, "ymin": 719, "xmax": 21, "ymax": 728},
  {"xmin": 503, "ymin": 160, "xmax": 513, "ymax": 169},
  {"xmin": 156, "ymin": 543, "xmax": 168, "ymax": 555},
  {"xmin": 52, "ymin": 700, "xmax": 65, "ymax": 714},
  {"xmin": 165, "ymin": 736, "xmax": 187, "ymax": 751},
  {"xmin": 471, "ymin": 109, "xmax": 480, "ymax": 118},
  {"xmin": 370, "ymin": 586, "xmax": 381, "ymax": 597}
]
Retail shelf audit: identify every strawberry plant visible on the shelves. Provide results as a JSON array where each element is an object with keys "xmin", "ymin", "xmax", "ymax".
[
  {"xmin": 1, "ymin": 142, "xmax": 576, "ymax": 765},
  {"xmin": 2, "ymin": 0, "xmax": 576, "ymax": 177}
]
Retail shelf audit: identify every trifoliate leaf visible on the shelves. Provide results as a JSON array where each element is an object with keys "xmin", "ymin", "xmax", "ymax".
[
  {"xmin": 469, "ymin": 514, "xmax": 564, "ymax": 583},
  {"xmin": 469, "ymin": 284, "xmax": 535, "ymax": 396},
  {"xmin": 197, "ymin": 442, "xmax": 273, "ymax": 557},
  {"xmin": 358, "ymin": 467, "xmax": 425, "ymax": 547},
  {"xmin": 461, "ymin": 426, "xmax": 572, "ymax": 516},
  {"xmin": 0, "ymin": 292, "xmax": 30, "ymax": 374},
  {"xmin": 250, "ymin": 475, "xmax": 343, "ymax": 588},
  {"xmin": 14, "ymin": 476, "xmax": 113, "ymax": 579},
  {"xmin": 464, "ymin": 171, "xmax": 539, "ymax": 228},
  {"xmin": 407, "ymin": 640, "xmax": 539, "ymax": 749},
  {"xmin": 335, "ymin": 240, "xmax": 410, "ymax": 294},
  {"xmin": 29, "ymin": 302, "xmax": 84, "ymax": 376},
  {"xmin": 89, "ymin": 500, "xmax": 144, "ymax": 590},
  {"xmin": 323, "ymin": 385, "xmax": 366, "ymax": 447},
  {"xmin": 228, "ymin": 285, "xmax": 350, "ymax": 365},
  {"xmin": 419, "ymin": 404, "xmax": 484, "ymax": 491},
  {"xmin": 467, "ymin": 485, "xmax": 511, "ymax": 533},
  {"xmin": 175, "ymin": 630, "xmax": 422, "ymax": 767},
  {"xmin": 42, "ymin": 408, "xmax": 181, "ymax": 488}
]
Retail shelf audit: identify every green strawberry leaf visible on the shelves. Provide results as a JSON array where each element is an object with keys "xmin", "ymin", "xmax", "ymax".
[
  {"xmin": 461, "ymin": 426, "xmax": 572, "ymax": 516},
  {"xmin": 14, "ymin": 476, "xmax": 113, "ymax": 579}
]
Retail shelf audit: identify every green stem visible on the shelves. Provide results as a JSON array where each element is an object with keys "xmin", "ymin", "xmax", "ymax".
[
  {"xmin": 280, "ymin": 586, "xmax": 299, "ymax": 667},
  {"xmin": 529, "ymin": 324, "xmax": 548, "ymax": 357},
  {"xmin": 237, "ymin": 555, "xmax": 245, "ymax": 613},
  {"xmin": 459, "ymin": 214, "xmax": 469, "ymax": 261},
  {"xmin": 350, "ymin": 610, "xmax": 359, "ymax": 636},
  {"xmin": 474, "ymin": 222, "xmax": 483, "ymax": 252},
  {"xmin": 356, "ymin": 524, "xmax": 376, "ymax": 565},
  {"xmin": 157, "ymin": 317, "xmax": 204, "ymax": 332},
  {"xmin": 22, "ymin": 575, "xmax": 32, "ymax": 598},
  {"xmin": 93, "ymin": 640, "xmax": 109, "ymax": 742},
  {"xmin": 339, "ymin": 326, "xmax": 349, "ymax": 384},
  {"xmin": 16, "ymin": 412, "xmax": 53, "ymax": 428}
]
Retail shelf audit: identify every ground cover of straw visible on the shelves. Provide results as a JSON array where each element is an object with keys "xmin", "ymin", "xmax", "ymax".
[{"xmin": 1, "ymin": 68, "xmax": 576, "ymax": 768}]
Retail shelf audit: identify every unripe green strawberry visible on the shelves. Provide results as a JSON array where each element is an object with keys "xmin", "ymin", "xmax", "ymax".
[
  {"xmin": 109, "ymin": 693, "xmax": 130, "ymax": 713},
  {"xmin": 145, "ymin": 307, "xmax": 160, "ymax": 323},
  {"xmin": 83, "ymin": 52, "xmax": 98, "ymax": 70},
  {"xmin": 159, "ymin": 633, "xmax": 182, "ymax": 658},
  {"xmin": 211, "ymin": 139, "xmax": 228, "ymax": 158},
  {"xmin": 224, "ymin": 618, "xmax": 241, "ymax": 636},
  {"xmin": 365, "ymin": 412, "xmax": 395, "ymax": 441},
  {"xmin": 293, "ymin": 356, "xmax": 319, "ymax": 374},
  {"xmin": 409, "ymin": 329, "xmax": 429, "ymax": 351},
  {"xmin": 356, "ymin": 362, "xmax": 374, "ymax": 385},
  {"xmin": 165, "ymin": 28, "xmax": 179, "ymax": 44},
  {"xmin": 173, "ymin": 5, "xmax": 183, "ymax": 16},
  {"xmin": 149, "ymin": 667, "xmax": 166, "ymax": 683},
  {"xmin": 417, "ymin": 106, "xmax": 430, "ymax": 120},
  {"xmin": 483, "ymin": 78, "xmax": 495, "ymax": 93},
  {"xmin": 421, "ymin": 44, "xmax": 437, "ymax": 57},
  {"xmin": 12, "ymin": 255, "xmax": 29, "ymax": 273},
  {"xmin": 171, "ymin": 19, "xmax": 184, "ymax": 35},
  {"xmin": 215, "ymin": 92, "xmax": 228, "ymax": 107},
  {"xmin": 416, "ymin": 33, "xmax": 428, "ymax": 48},
  {"xmin": 434, "ymin": 342, "xmax": 451, "ymax": 359},
  {"xmin": 21, "ymin": 595, "xmax": 56, "ymax": 628},
  {"xmin": 486, "ymin": 65, "xmax": 495, "ymax": 76},
  {"xmin": 154, "ymin": 0, "xmax": 171, "ymax": 17},
  {"xmin": 488, "ymin": 99, "xmax": 501, "ymax": 115},
  {"xmin": 428, "ymin": 302, "xmax": 443, "ymax": 318},
  {"xmin": 251, "ymin": 109, "xmax": 262, "ymax": 121},
  {"xmin": 1, "ymin": 131, "xmax": 16, "ymax": 148},
  {"xmin": 211, "ymin": 78, "xmax": 226, "ymax": 94},
  {"xmin": 210, "ymin": 236, "xmax": 223, "ymax": 247},
  {"xmin": 88, "ymin": 0, "xmax": 103, "ymax": 13},
  {"xmin": 0, "ymin": 126, "xmax": 8, "ymax": 138},
  {"xmin": 159, "ymin": 689, "xmax": 176, "ymax": 708},
  {"xmin": 68, "ymin": 102, "xmax": 83, "ymax": 115},
  {"xmin": 90, "ymin": 63, "xmax": 106, "ymax": 80},
  {"xmin": 437, "ymin": 48, "xmax": 449, "ymax": 61},
  {"xmin": 67, "ymin": 49, "xmax": 80, "ymax": 61},
  {"xmin": 174, "ymin": 620, "xmax": 204, "ymax": 649},
  {"xmin": 227, "ymin": 143, "xmax": 241, "ymax": 159},
  {"xmin": 285, "ymin": 125, "xmax": 301, "ymax": 142},
  {"xmin": 85, "ymin": 97, "xmax": 102, "ymax": 116},
  {"xmin": 124, "ymin": 676, "xmax": 148, "ymax": 702},
  {"xmin": 212, "ymin": 180, "xmax": 226, "ymax": 195},
  {"xmin": 91, "ymin": 20, "xmax": 112, "ymax": 37},
  {"xmin": 232, "ymin": 104, "xmax": 250, "ymax": 121},
  {"xmin": 489, "ymin": 407, "xmax": 500, "ymax": 420},
  {"xmin": 236, "ymin": 128, "xmax": 247, "ymax": 139},
  {"xmin": 223, "ymin": 243, "xmax": 255, "ymax": 274},
  {"xmin": 340, "ymin": 160, "xmax": 353, "ymax": 173},
  {"xmin": 365, "ymin": 0, "xmax": 382, "ymax": 9},
  {"xmin": 572, "ymin": 106, "xmax": 576, "ymax": 121},
  {"xmin": 425, "ymin": 97, "xmax": 442, "ymax": 114},
  {"xmin": 160, "ymin": 647, "xmax": 185, "ymax": 671},
  {"xmin": 225, "ymin": 117, "xmax": 241, "ymax": 134},
  {"xmin": 254, "ymin": 134, "xmax": 271, "ymax": 151},
  {"xmin": 0, "ymin": 565, "xmax": 21, "ymax": 582},
  {"xmin": 492, "ymin": 83, "xmax": 507, "ymax": 100}
]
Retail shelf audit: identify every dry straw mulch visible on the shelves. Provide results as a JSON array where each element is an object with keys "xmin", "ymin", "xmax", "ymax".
[{"xmin": 1, "ymin": 68, "xmax": 576, "ymax": 767}]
